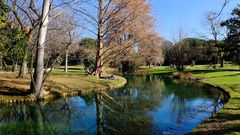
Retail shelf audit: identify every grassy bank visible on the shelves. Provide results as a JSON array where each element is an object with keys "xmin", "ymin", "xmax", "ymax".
[
  {"xmin": 139, "ymin": 64, "xmax": 240, "ymax": 134},
  {"xmin": 135, "ymin": 66, "xmax": 176, "ymax": 75},
  {"xmin": 189, "ymin": 71, "xmax": 240, "ymax": 134},
  {"xmin": 0, "ymin": 66, "xmax": 127, "ymax": 104}
]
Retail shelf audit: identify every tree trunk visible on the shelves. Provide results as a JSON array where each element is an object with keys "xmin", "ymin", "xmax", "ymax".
[
  {"xmin": 220, "ymin": 56, "xmax": 224, "ymax": 68},
  {"xmin": 30, "ymin": 0, "xmax": 51, "ymax": 98},
  {"xmin": 94, "ymin": 0, "xmax": 105, "ymax": 77},
  {"xmin": 0, "ymin": 55, "xmax": 2, "ymax": 70},
  {"xmin": 64, "ymin": 47, "xmax": 68, "ymax": 73},
  {"xmin": 18, "ymin": 54, "xmax": 28, "ymax": 78},
  {"xmin": 12, "ymin": 62, "xmax": 18, "ymax": 72},
  {"xmin": 191, "ymin": 60, "xmax": 195, "ymax": 66},
  {"xmin": 2, "ymin": 60, "xmax": 8, "ymax": 71},
  {"xmin": 148, "ymin": 62, "xmax": 152, "ymax": 68}
]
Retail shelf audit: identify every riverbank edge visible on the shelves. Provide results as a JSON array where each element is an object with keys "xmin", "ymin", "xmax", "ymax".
[
  {"xmin": 144, "ymin": 70, "xmax": 239, "ymax": 134},
  {"xmin": 0, "ymin": 75, "xmax": 127, "ymax": 105}
]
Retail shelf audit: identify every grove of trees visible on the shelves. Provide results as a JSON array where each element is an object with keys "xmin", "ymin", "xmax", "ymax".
[{"xmin": 163, "ymin": 5, "xmax": 240, "ymax": 71}]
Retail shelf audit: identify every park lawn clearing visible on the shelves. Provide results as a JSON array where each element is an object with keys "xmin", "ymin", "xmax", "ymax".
[
  {"xmin": 0, "ymin": 68, "xmax": 126, "ymax": 104},
  {"xmin": 48, "ymin": 74, "xmax": 126, "ymax": 94},
  {"xmin": 185, "ymin": 64, "xmax": 240, "ymax": 71},
  {"xmin": 136, "ymin": 66, "xmax": 176, "ymax": 75}
]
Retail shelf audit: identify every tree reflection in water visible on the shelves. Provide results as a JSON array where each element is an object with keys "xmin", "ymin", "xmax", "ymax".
[{"xmin": 0, "ymin": 75, "xmax": 227, "ymax": 135}]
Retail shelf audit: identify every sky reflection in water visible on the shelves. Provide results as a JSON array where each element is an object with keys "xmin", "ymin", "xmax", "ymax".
[{"xmin": 0, "ymin": 75, "xmax": 225, "ymax": 135}]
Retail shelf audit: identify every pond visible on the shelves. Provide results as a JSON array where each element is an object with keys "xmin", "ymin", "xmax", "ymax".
[{"xmin": 0, "ymin": 75, "xmax": 226, "ymax": 135}]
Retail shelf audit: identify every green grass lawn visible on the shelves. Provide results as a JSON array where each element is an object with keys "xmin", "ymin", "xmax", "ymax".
[
  {"xmin": 51, "ymin": 66, "xmax": 85, "ymax": 75},
  {"xmin": 0, "ymin": 66, "xmax": 127, "ymax": 103},
  {"xmin": 139, "ymin": 64, "xmax": 240, "ymax": 134},
  {"xmin": 189, "ymin": 71, "xmax": 240, "ymax": 134},
  {"xmin": 140, "ymin": 64, "xmax": 240, "ymax": 75},
  {"xmin": 185, "ymin": 64, "xmax": 240, "ymax": 71},
  {"xmin": 137, "ymin": 66, "xmax": 176, "ymax": 75}
]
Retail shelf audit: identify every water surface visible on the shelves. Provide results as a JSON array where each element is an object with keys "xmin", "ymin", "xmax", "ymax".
[{"xmin": 0, "ymin": 75, "xmax": 225, "ymax": 135}]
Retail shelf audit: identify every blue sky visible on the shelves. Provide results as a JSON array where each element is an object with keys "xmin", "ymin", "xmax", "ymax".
[{"xmin": 150, "ymin": 0, "xmax": 239, "ymax": 41}]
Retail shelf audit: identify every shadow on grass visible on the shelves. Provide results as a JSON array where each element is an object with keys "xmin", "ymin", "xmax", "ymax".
[
  {"xmin": 191, "ymin": 69, "xmax": 240, "ymax": 74},
  {"xmin": 149, "ymin": 69, "xmax": 239, "ymax": 76},
  {"xmin": 85, "ymin": 79, "xmax": 111, "ymax": 90},
  {"xmin": 0, "ymin": 88, "xmax": 29, "ymax": 96},
  {"xmin": 51, "ymin": 70, "xmax": 85, "ymax": 76},
  {"xmin": 188, "ymin": 111, "xmax": 240, "ymax": 134},
  {"xmin": 189, "ymin": 126, "xmax": 240, "ymax": 135},
  {"xmin": 214, "ymin": 113, "xmax": 240, "ymax": 121},
  {"xmin": 58, "ymin": 67, "xmax": 83, "ymax": 70}
]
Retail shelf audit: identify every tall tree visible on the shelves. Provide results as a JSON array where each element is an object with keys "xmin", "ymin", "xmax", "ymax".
[
  {"xmin": 102, "ymin": 0, "xmax": 155, "ymax": 75},
  {"xmin": 139, "ymin": 33, "xmax": 164, "ymax": 67},
  {"xmin": 165, "ymin": 30, "xmax": 189, "ymax": 71},
  {"xmin": 95, "ymin": 0, "xmax": 104, "ymax": 77},
  {"xmin": 0, "ymin": 0, "xmax": 10, "ymax": 69},
  {"xmin": 66, "ymin": 0, "xmax": 154, "ymax": 77},
  {"xmin": 31, "ymin": 0, "xmax": 51, "ymax": 98},
  {"xmin": 44, "ymin": 11, "xmax": 76, "ymax": 73},
  {"xmin": 6, "ymin": 0, "xmax": 42, "ymax": 78},
  {"xmin": 1, "ymin": 28, "xmax": 26, "ymax": 72},
  {"xmin": 221, "ymin": 5, "xmax": 240, "ymax": 68},
  {"xmin": 0, "ymin": 0, "xmax": 9, "ymax": 29},
  {"xmin": 206, "ymin": 12, "xmax": 226, "ymax": 67}
]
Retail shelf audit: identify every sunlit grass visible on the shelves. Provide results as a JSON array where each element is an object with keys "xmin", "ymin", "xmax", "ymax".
[
  {"xmin": 0, "ymin": 66, "xmax": 127, "ymax": 103},
  {"xmin": 137, "ymin": 66, "xmax": 176, "ymax": 75},
  {"xmin": 189, "ymin": 71, "xmax": 240, "ymax": 134},
  {"xmin": 51, "ymin": 66, "xmax": 85, "ymax": 75},
  {"xmin": 186, "ymin": 64, "xmax": 240, "ymax": 71},
  {"xmin": 138, "ymin": 64, "xmax": 239, "ymax": 75}
]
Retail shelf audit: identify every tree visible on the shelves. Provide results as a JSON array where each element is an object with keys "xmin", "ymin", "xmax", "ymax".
[
  {"xmin": 221, "ymin": 5, "xmax": 240, "ymax": 68},
  {"xmin": 205, "ymin": 12, "xmax": 226, "ymax": 67},
  {"xmin": 44, "ymin": 11, "xmax": 77, "ymax": 73},
  {"xmin": 6, "ymin": 0, "xmax": 42, "ymax": 78},
  {"xmin": 166, "ymin": 43, "xmax": 189, "ymax": 71},
  {"xmin": 67, "ymin": 0, "xmax": 154, "ymax": 77},
  {"xmin": 0, "ymin": 0, "xmax": 10, "ymax": 69},
  {"xmin": 1, "ymin": 28, "xmax": 26, "ymax": 72},
  {"xmin": 165, "ymin": 30, "xmax": 189, "ymax": 71},
  {"xmin": 161, "ymin": 40, "xmax": 173, "ymax": 66},
  {"xmin": 181, "ymin": 38, "xmax": 207, "ymax": 66},
  {"xmin": 78, "ymin": 38, "xmax": 96, "ymax": 72},
  {"xmin": 102, "ymin": 0, "xmax": 155, "ymax": 75},
  {"xmin": 0, "ymin": 0, "xmax": 9, "ymax": 29},
  {"xmin": 139, "ymin": 33, "xmax": 164, "ymax": 67},
  {"xmin": 30, "ymin": 0, "xmax": 51, "ymax": 98}
]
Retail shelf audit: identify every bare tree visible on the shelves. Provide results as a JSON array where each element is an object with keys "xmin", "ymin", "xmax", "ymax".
[
  {"xmin": 31, "ymin": 0, "xmax": 51, "ymax": 98},
  {"xmin": 44, "ymin": 11, "xmax": 77, "ymax": 73},
  {"xmin": 206, "ymin": 12, "xmax": 226, "ymax": 67},
  {"xmin": 6, "ymin": 0, "xmax": 42, "ymax": 78},
  {"xmin": 64, "ymin": 0, "xmax": 154, "ymax": 77},
  {"xmin": 202, "ymin": 0, "xmax": 230, "ymax": 67},
  {"xmin": 166, "ymin": 29, "xmax": 189, "ymax": 71},
  {"xmin": 139, "ymin": 33, "xmax": 164, "ymax": 67}
]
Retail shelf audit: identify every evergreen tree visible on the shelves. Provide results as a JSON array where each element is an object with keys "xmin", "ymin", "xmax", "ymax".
[{"xmin": 221, "ymin": 5, "xmax": 240, "ymax": 65}]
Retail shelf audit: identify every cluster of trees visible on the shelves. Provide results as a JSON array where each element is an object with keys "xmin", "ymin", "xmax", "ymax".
[
  {"xmin": 221, "ymin": 5, "xmax": 240, "ymax": 66},
  {"xmin": 163, "ymin": 5, "xmax": 240, "ymax": 71},
  {"xmin": 0, "ymin": 0, "xmax": 165, "ymax": 98},
  {"xmin": 164, "ymin": 37, "xmax": 220, "ymax": 71}
]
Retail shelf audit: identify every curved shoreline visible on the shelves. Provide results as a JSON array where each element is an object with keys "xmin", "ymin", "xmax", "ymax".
[
  {"xmin": 188, "ymin": 76, "xmax": 240, "ymax": 134},
  {"xmin": 145, "ymin": 70, "xmax": 240, "ymax": 134},
  {"xmin": 0, "ymin": 74, "xmax": 127, "ymax": 105}
]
